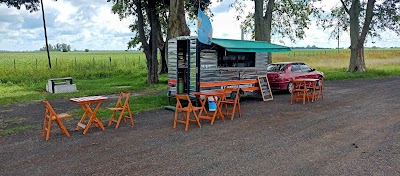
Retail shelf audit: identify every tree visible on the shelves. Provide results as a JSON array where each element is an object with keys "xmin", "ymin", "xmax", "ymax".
[
  {"xmin": 318, "ymin": 0, "xmax": 400, "ymax": 72},
  {"xmin": 233, "ymin": 0, "xmax": 317, "ymax": 64},
  {"xmin": 110, "ymin": 0, "xmax": 207, "ymax": 82},
  {"xmin": 110, "ymin": 0, "xmax": 162, "ymax": 83},
  {"xmin": 0, "ymin": 0, "xmax": 40, "ymax": 12}
]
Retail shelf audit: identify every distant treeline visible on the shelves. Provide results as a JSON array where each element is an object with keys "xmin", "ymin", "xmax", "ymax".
[{"xmin": 39, "ymin": 43, "xmax": 71, "ymax": 52}]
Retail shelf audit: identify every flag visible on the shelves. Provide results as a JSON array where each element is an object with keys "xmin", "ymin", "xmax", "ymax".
[{"xmin": 197, "ymin": 8, "xmax": 213, "ymax": 45}]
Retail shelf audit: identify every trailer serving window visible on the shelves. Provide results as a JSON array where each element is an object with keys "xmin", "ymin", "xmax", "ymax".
[{"xmin": 218, "ymin": 52, "xmax": 255, "ymax": 67}]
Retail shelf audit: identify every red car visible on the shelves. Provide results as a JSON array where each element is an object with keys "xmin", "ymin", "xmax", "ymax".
[{"xmin": 267, "ymin": 62, "xmax": 324, "ymax": 93}]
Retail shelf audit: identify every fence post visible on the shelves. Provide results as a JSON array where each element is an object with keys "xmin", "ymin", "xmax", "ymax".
[
  {"xmin": 109, "ymin": 57, "xmax": 112, "ymax": 67},
  {"xmin": 92, "ymin": 57, "xmax": 95, "ymax": 65}
]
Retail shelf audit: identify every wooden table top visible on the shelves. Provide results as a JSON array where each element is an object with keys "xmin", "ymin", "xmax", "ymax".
[
  {"xmin": 70, "ymin": 96, "xmax": 108, "ymax": 103},
  {"xmin": 193, "ymin": 91, "xmax": 225, "ymax": 96},
  {"xmin": 294, "ymin": 78, "xmax": 319, "ymax": 82}
]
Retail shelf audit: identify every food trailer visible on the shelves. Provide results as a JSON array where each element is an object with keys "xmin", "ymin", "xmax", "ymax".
[{"xmin": 167, "ymin": 36, "xmax": 291, "ymax": 97}]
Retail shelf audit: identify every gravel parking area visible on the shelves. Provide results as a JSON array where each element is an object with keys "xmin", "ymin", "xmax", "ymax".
[{"xmin": 0, "ymin": 77, "xmax": 399, "ymax": 175}]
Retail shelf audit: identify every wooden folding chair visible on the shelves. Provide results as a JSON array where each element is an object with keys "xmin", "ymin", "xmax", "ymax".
[
  {"xmin": 290, "ymin": 80, "xmax": 309, "ymax": 105},
  {"xmin": 315, "ymin": 77, "xmax": 324, "ymax": 100},
  {"xmin": 42, "ymin": 100, "xmax": 71, "ymax": 141},
  {"xmin": 220, "ymin": 87, "xmax": 241, "ymax": 120},
  {"xmin": 174, "ymin": 94, "xmax": 201, "ymax": 131},
  {"xmin": 108, "ymin": 92, "xmax": 134, "ymax": 129}
]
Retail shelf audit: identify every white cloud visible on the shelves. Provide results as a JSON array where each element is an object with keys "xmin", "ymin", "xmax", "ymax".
[{"xmin": 0, "ymin": 0, "xmax": 399, "ymax": 51}]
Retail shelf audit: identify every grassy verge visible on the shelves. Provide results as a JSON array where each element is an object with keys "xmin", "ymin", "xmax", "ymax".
[{"xmin": 0, "ymin": 125, "xmax": 37, "ymax": 136}]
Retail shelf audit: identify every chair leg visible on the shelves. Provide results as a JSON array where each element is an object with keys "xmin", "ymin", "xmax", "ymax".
[
  {"xmin": 56, "ymin": 118, "xmax": 70, "ymax": 137},
  {"xmin": 184, "ymin": 111, "xmax": 190, "ymax": 131},
  {"xmin": 127, "ymin": 106, "xmax": 134, "ymax": 126},
  {"xmin": 173, "ymin": 110, "xmax": 179, "ymax": 129},
  {"xmin": 108, "ymin": 110, "xmax": 117, "ymax": 126},
  {"xmin": 237, "ymin": 101, "xmax": 242, "ymax": 118},
  {"xmin": 193, "ymin": 111, "xmax": 201, "ymax": 128},
  {"xmin": 231, "ymin": 103, "xmax": 236, "ymax": 120},
  {"xmin": 46, "ymin": 118, "xmax": 52, "ymax": 141},
  {"xmin": 115, "ymin": 110, "xmax": 125, "ymax": 129},
  {"xmin": 42, "ymin": 115, "xmax": 48, "ymax": 137}
]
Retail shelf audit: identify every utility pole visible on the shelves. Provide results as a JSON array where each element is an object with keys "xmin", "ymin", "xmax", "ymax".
[{"xmin": 40, "ymin": 0, "xmax": 51, "ymax": 69}]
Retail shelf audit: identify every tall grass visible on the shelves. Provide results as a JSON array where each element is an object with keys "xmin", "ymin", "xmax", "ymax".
[
  {"xmin": 0, "ymin": 51, "xmax": 168, "ymax": 105},
  {"xmin": 0, "ymin": 52, "xmax": 147, "ymax": 84}
]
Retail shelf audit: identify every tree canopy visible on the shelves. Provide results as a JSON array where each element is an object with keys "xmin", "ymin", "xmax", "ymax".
[
  {"xmin": 317, "ymin": 0, "xmax": 400, "ymax": 72},
  {"xmin": 0, "ymin": 0, "xmax": 40, "ymax": 12}
]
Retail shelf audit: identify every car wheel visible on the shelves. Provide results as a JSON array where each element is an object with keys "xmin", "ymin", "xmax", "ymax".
[{"xmin": 287, "ymin": 82, "xmax": 293, "ymax": 94}]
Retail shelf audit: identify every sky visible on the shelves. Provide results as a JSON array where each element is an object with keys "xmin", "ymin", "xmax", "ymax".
[{"xmin": 0, "ymin": 0, "xmax": 399, "ymax": 51}]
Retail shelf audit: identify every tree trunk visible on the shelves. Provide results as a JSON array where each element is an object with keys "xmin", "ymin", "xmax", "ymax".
[
  {"xmin": 254, "ymin": 0, "xmax": 266, "ymax": 41},
  {"xmin": 157, "ymin": 10, "xmax": 167, "ymax": 74},
  {"xmin": 148, "ymin": 4, "xmax": 159, "ymax": 83},
  {"xmin": 255, "ymin": 0, "xmax": 274, "ymax": 64},
  {"xmin": 167, "ymin": 0, "xmax": 190, "ymax": 39},
  {"xmin": 135, "ymin": 1, "xmax": 158, "ymax": 83},
  {"xmin": 164, "ymin": 0, "xmax": 190, "ymax": 74},
  {"xmin": 348, "ymin": 0, "xmax": 366, "ymax": 72},
  {"xmin": 264, "ymin": 0, "xmax": 274, "ymax": 64},
  {"xmin": 159, "ymin": 45, "xmax": 167, "ymax": 74}
]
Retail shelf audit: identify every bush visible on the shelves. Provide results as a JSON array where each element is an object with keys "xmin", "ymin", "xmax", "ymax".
[{"xmin": 85, "ymin": 49, "xmax": 89, "ymax": 52}]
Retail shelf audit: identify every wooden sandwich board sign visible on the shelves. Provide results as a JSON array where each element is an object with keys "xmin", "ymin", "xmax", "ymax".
[{"xmin": 257, "ymin": 76, "xmax": 273, "ymax": 101}]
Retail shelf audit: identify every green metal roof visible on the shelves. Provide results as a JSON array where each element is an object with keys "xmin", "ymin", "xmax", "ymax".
[{"xmin": 211, "ymin": 38, "xmax": 291, "ymax": 53}]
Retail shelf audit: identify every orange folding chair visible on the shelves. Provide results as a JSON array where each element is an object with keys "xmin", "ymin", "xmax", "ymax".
[
  {"xmin": 315, "ymin": 77, "xmax": 324, "ymax": 100},
  {"xmin": 108, "ymin": 92, "xmax": 134, "ymax": 129},
  {"xmin": 174, "ymin": 94, "xmax": 201, "ymax": 131},
  {"xmin": 220, "ymin": 87, "xmax": 241, "ymax": 120},
  {"xmin": 290, "ymin": 80, "xmax": 309, "ymax": 105},
  {"xmin": 42, "ymin": 100, "xmax": 71, "ymax": 141}
]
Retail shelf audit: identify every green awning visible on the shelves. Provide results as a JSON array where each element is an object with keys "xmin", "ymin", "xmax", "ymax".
[{"xmin": 211, "ymin": 38, "xmax": 291, "ymax": 53}]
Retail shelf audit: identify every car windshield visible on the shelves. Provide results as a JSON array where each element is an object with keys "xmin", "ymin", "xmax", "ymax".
[
  {"xmin": 300, "ymin": 64, "xmax": 312, "ymax": 72},
  {"xmin": 267, "ymin": 64, "xmax": 287, "ymax": 72}
]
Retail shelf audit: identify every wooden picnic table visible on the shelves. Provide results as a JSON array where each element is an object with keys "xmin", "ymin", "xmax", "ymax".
[
  {"xmin": 193, "ymin": 91, "xmax": 225, "ymax": 125},
  {"xmin": 293, "ymin": 78, "xmax": 319, "ymax": 102},
  {"xmin": 70, "ymin": 96, "xmax": 108, "ymax": 134}
]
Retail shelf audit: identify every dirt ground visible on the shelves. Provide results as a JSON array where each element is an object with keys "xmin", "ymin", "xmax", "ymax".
[{"xmin": 0, "ymin": 77, "xmax": 399, "ymax": 175}]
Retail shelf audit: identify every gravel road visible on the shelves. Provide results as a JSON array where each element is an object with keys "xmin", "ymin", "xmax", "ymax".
[{"xmin": 0, "ymin": 77, "xmax": 399, "ymax": 175}]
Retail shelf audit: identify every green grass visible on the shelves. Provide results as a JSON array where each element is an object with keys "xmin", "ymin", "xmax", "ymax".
[
  {"xmin": 0, "ymin": 51, "xmax": 170, "ymax": 105},
  {"xmin": 0, "ymin": 125, "xmax": 37, "ymax": 136}
]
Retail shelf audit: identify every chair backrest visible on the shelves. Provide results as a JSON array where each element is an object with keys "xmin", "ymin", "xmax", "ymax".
[
  {"xmin": 291, "ymin": 80, "xmax": 307, "ymax": 92},
  {"xmin": 115, "ymin": 92, "xmax": 131, "ymax": 109},
  {"xmin": 174, "ymin": 94, "xmax": 194, "ymax": 110},
  {"xmin": 42, "ymin": 100, "xmax": 58, "ymax": 117},
  {"xmin": 224, "ymin": 87, "xmax": 240, "ymax": 101}
]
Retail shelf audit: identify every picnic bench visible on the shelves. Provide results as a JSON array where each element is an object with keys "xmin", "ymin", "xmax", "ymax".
[{"xmin": 46, "ymin": 77, "xmax": 77, "ymax": 94}]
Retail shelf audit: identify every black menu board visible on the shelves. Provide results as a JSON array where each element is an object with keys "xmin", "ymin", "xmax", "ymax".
[{"xmin": 257, "ymin": 76, "xmax": 273, "ymax": 101}]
